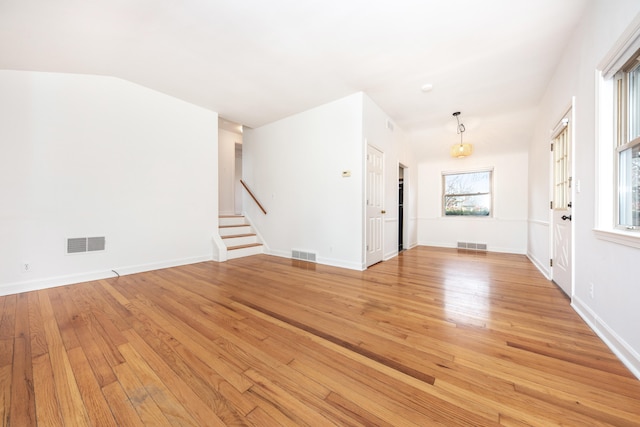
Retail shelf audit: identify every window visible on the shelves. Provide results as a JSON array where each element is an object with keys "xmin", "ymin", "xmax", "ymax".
[
  {"xmin": 615, "ymin": 52, "xmax": 640, "ymax": 230},
  {"xmin": 442, "ymin": 170, "xmax": 492, "ymax": 216},
  {"xmin": 595, "ymin": 16, "xmax": 640, "ymax": 248},
  {"xmin": 553, "ymin": 118, "xmax": 570, "ymax": 210}
]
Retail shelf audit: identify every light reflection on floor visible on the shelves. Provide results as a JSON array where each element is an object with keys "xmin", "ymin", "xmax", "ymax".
[{"xmin": 441, "ymin": 261, "xmax": 492, "ymax": 327}]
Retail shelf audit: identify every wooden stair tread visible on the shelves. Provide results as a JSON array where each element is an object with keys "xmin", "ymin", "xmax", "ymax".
[
  {"xmin": 222, "ymin": 233, "xmax": 256, "ymax": 239},
  {"xmin": 227, "ymin": 243, "xmax": 263, "ymax": 251},
  {"xmin": 218, "ymin": 215, "xmax": 261, "ymax": 258}
]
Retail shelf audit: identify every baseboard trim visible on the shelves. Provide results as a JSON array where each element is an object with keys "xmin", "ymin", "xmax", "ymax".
[
  {"xmin": 113, "ymin": 255, "xmax": 213, "ymax": 277},
  {"xmin": 266, "ymin": 248, "xmax": 363, "ymax": 271},
  {"xmin": 384, "ymin": 249, "xmax": 399, "ymax": 261},
  {"xmin": 416, "ymin": 242, "xmax": 525, "ymax": 255},
  {"xmin": 0, "ymin": 255, "xmax": 212, "ymax": 297},
  {"xmin": 527, "ymin": 251, "xmax": 551, "ymax": 280},
  {"xmin": 572, "ymin": 296, "xmax": 640, "ymax": 380}
]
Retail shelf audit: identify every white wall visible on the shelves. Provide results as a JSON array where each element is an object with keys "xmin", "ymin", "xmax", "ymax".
[
  {"xmin": 234, "ymin": 144, "xmax": 243, "ymax": 215},
  {"xmin": 528, "ymin": 0, "xmax": 640, "ymax": 377},
  {"xmin": 218, "ymin": 127, "xmax": 241, "ymax": 215},
  {"xmin": 362, "ymin": 95, "xmax": 417, "ymax": 259},
  {"xmin": 0, "ymin": 70, "xmax": 218, "ymax": 295},
  {"xmin": 243, "ymin": 92, "xmax": 416, "ymax": 270},
  {"xmin": 243, "ymin": 93, "xmax": 364, "ymax": 269},
  {"xmin": 417, "ymin": 150, "xmax": 528, "ymax": 254}
]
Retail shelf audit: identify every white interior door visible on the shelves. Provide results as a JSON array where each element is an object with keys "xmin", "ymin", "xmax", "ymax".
[
  {"xmin": 366, "ymin": 144, "xmax": 384, "ymax": 267},
  {"xmin": 551, "ymin": 112, "xmax": 572, "ymax": 296}
]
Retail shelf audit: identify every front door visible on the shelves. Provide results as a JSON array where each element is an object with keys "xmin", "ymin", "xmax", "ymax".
[
  {"xmin": 366, "ymin": 144, "xmax": 384, "ymax": 267},
  {"xmin": 551, "ymin": 110, "xmax": 572, "ymax": 296}
]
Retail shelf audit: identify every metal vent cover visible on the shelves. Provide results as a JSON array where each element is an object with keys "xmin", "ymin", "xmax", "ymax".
[
  {"xmin": 292, "ymin": 249, "xmax": 317, "ymax": 263},
  {"xmin": 457, "ymin": 241, "xmax": 487, "ymax": 251},
  {"xmin": 87, "ymin": 236, "xmax": 105, "ymax": 251},
  {"xmin": 67, "ymin": 238, "xmax": 87, "ymax": 254},
  {"xmin": 67, "ymin": 237, "xmax": 106, "ymax": 254}
]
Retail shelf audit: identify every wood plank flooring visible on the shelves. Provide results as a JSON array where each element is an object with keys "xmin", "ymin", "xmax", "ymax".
[{"xmin": 2, "ymin": 246, "xmax": 640, "ymax": 426}]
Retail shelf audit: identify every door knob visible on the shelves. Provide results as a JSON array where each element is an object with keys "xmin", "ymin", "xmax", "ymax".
[
  {"xmin": 561, "ymin": 215, "xmax": 572, "ymax": 221},
  {"xmin": 381, "ymin": 210, "xmax": 386, "ymax": 214}
]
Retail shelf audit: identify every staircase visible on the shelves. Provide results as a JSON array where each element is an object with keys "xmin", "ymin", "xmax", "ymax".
[{"xmin": 219, "ymin": 215, "xmax": 263, "ymax": 259}]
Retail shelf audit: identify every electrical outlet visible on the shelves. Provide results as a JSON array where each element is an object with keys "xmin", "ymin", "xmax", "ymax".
[
  {"xmin": 589, "ymin": 282, "xmax": 594, "ymax": 299},
  {"xmin": 23, "ymin": 262, "xmax": 31, "ymax": 273}
]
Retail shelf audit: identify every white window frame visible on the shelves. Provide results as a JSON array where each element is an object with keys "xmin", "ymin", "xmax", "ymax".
[
  {"xmin": 614, "ymin": 61, "xmax": 640, "ymax": 231},
  {"xmin": 441, "ymin": 168, "xmax": 494, "ymax": 217},
  {"xmin": 595, "ymin": 14, "xmax": 640, "ymax": 249}
]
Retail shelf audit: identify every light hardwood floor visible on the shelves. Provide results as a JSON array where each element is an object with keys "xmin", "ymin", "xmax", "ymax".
[{"xmin": 2, "ymin": 246, "xmax": 639, "ymax": 426}]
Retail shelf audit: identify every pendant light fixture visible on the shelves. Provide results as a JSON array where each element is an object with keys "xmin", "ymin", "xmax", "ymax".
[{"xmin": 451, "ymin": 111, "xmax": 473, "ymax": 158}]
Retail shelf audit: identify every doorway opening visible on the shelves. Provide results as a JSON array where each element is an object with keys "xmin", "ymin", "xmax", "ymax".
[
  {"xmin": 398, "ymin": 166, "xmax": 404, "ymax": 252},
  {"xmin": 218, "ymin": 117, "xmax": 244, "ymax": 216},
  {"xmin": 398, "ymin": 164, "xmax": 408, "ymax": 253}
]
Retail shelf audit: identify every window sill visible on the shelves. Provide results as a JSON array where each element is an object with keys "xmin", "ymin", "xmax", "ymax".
[
  {"xmin": 441, "ymin": 216, "xmax": 495, "ymax": 220},
  {"xmin": 593, "ymin": 228, "xmax": 640, "ymax": 249}
]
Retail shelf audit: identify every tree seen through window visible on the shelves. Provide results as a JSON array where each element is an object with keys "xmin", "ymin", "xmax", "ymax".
[{"xmin": 443, "ymin": 171, "xmax": 492, "ymax": 216}]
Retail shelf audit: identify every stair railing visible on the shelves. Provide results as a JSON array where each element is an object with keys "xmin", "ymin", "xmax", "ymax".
[{"xmin": 240, "ymin": 180, "xmax": 267, "ymax": 215}]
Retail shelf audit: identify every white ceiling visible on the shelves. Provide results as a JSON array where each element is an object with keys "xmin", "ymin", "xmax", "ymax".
[{"xmin": 0, "ymin": 0, "xmax": 588, "ymax": 159}]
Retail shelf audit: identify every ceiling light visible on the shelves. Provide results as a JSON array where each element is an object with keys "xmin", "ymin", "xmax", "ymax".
[
  {"xmin": 451, "ymin": 111, "xmax": 472, "ymax": 158},
  {"xmin": 421, "ymin": 83, "xmax": 433, "ymax": 92}
]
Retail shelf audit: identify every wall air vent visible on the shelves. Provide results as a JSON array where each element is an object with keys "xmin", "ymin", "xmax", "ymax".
[
  {"xmin": 457, "ymin": 241, "xmax": 487, "ymax": 251},
  {"xmin": 292, "ymin": 249, "xmax": 317, "ymax": 262},
  {"xmin": 67, "ymin": 238, "xmax": 87, "ymax": 254},
  {"xmin": 67, "ymin": 237, "xmax": 106, "ymax": 254},
  {"xmin": 87, "ymin": 236, "xmax": 106, "ymax": 251}
]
